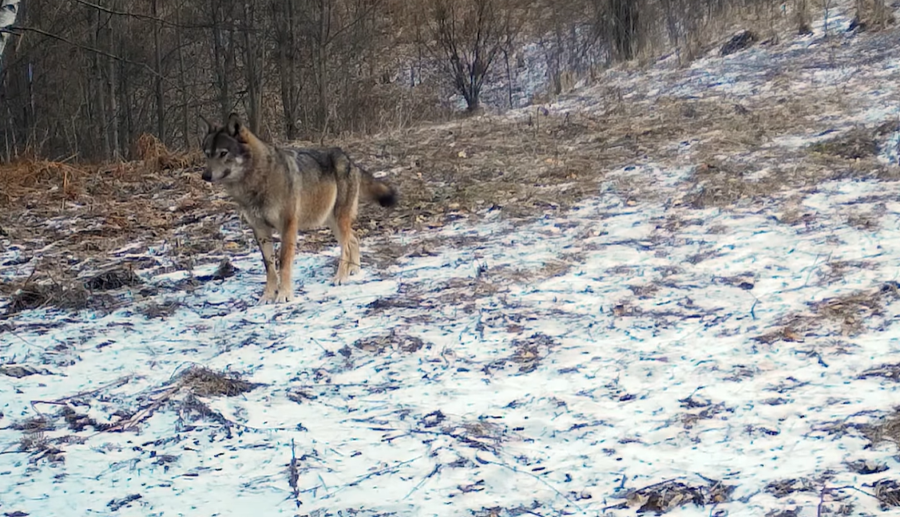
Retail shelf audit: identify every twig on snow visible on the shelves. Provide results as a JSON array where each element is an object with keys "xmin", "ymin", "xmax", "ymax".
[
  {"xmin": 92, "ymin": 384, "xmax": 181, "ymax": 436},
  {"xmin": 30, "ymin": 375, "xmax": 134, "ymax": 418},
  {"xmin": 289, "ymin": 438, "xmax": 302, "ymax": 508},
  {"xmin": 817, "ymin": 484, "xmax": 827, "ymax": 517},
  {"xmin": 476, "ymin": 454, "xmax": 588, "ymax": 515},
  {"xmin": 403, "ymin": 462, "xmax": 441, "ymax": 500}
]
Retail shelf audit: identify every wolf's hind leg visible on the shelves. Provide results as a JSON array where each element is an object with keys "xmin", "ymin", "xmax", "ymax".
[{"xmin": 328, "ymin": 214, "xmax": 356, "ymax": 285}]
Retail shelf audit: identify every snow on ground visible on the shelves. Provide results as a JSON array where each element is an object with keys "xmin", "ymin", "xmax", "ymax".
[
  {"xmin": 5, "ymin": 5, "xmax": 900, "ymax": 517},
  {"xmin": 4, "ymin": 172, "xmax": 900, "ymax": 516}
]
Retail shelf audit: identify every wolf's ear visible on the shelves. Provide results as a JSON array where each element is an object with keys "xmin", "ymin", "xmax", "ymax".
[
  {"xmin": 226, "ymin": 113, "xmax": 242, "ymax": 136},
  {"xmin": 199, "ymin": 114, "xmax": 214, "ymax": 134}
]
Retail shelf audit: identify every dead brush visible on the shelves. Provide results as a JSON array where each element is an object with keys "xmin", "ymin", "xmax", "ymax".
[
  {"xmin": 811, "ymin": 288, "xmax": 889, "ymax": 336},
  {"xmin": 0, "ymin": 158, "xmax": 89, "ymax": 204},
  {"xmin": 83, "ymin": 266, "xmax": 143, "ymax": 292},
  {"xmin": 3, "ymin": 272, "xmax": 94, "ymax": 315},
  {"xmin": 756, "ymin": 283, "xmax": 898, "ymax": 343},
  {"xmin": 485, "ymin": 333, "xmax": 557, "ymax": 374},
  {"xmin": 816, "ymin": 260, "xmax": 876, "ymax": 286},
  {"xmin": 17, "ymin": 428, "xmax": 65, "ymax": 464},
  {"xmin": 352, "ymin": 331, "xmax": 426, "ymax": 355},
  {"xmin": 177, "ymin": 366, "xmax": 259, "ymax": 397},
  {"xmin": 859, "ymin": 409, "xmax": 900, "ymax": 450},
  {"xmin": 684, "ymin": 162, "xmax": 776, "ymax": 209},
  {"xmin": 766, "ymin": 477, "xmax": 817, "ymax": 498},
  {"xmin": 9, "ymin": 416, "xmax": 54, "ymax": 433},
  {"xmin": 809, "ymin": 128, "xmax": 878, "ymax": 160},
  {"xmin": 620, "ymin": 478, "xmax": 735, "ymax": 514},
  {"xmin": 134, "ymin": 133, "xmax": 201, "ymax": 172},
  {"xmin": 860, "ymin": 363, "xmax": 900, "ymax": 383},
  {"xmin": 873, "ymin": 479, "xmax": 900, "ymax": 508},
  {"xmin": 61, "ymin": 366, "xmax": 261, "ymax": 435}
]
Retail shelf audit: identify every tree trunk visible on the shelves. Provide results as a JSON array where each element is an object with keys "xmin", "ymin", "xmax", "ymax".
[
  {"xmin": 152, "ymin": 0, "xmax": 165, "ymax": 142},
  {"xmin": 94, "ymin": 9, "xmax": 110, "ymax": 160},
  {"xmin": 275, "ymin": 0, "xmax": 299, "ymax": 140},
  {"xmin": 107, "ymin": 5, "xmax": 120, "ymax": 160},
  {"xmin": 610, "ymin": 0, "xmax": 638, "ymax": 60},
  {"xmin": 211, "ymin": 0, "xmax": 230, "ymax": 121},
  {"xmin": 177, "ymin": 1, "xmax": 190, "ymax": 149},
  {"xmin": 122, "ymin": 60, "xmax": 134, "ymax": 158},
  {"xmin": 242, "ymin": 0, "xmax": 262, "ymax": 135},
  {"xmin": 0, "ymin": 0, "xmax": 22, "ymax": 74}
]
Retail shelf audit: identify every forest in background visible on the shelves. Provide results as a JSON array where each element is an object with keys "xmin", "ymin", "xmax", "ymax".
[{"xmin": 0, "ymin": 0, "xmax": 892, "ymax": 163}]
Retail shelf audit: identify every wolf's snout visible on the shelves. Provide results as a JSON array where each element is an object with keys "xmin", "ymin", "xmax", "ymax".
[{"xmin": 202, "ymin": 170, "xmax": 212, "ymax": 182}]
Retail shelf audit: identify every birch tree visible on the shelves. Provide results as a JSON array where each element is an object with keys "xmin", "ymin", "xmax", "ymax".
[{"xmin": 0, "ymin": 0, "xmax": 20, "ymax": 71}]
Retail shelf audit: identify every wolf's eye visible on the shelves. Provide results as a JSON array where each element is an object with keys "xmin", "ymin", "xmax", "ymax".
[{"xmin": 219, "ymin": 150, "xmax": 228, "ymax": 158}]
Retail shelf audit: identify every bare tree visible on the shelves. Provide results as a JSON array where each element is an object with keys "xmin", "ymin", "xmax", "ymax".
[
  {"xmin": 0, "ymin": 0, "xmax": 20, "ymax": 67},
  {"xmin": 272, "ymin": 0, "xmax": 302, "ymax": 140},
  {"xmin": 854, "ymin": 0, "xmax": 893, "ymax": 31},
  {"xmin": 422, "ymin": 0, "xmax": 519, "ymax": 112},
  {"xmin": 152, "ymin": 0, "xmax": 165, "ymax": 140},
  {"xmin": 0, "ymin": 0, "xmax": 804, "ymax": 163},
  {"xmin": 609, "ymin": 0, "xmax": 639, "ymax": 60}
]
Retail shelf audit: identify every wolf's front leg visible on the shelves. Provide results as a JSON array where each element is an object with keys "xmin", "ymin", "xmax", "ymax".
[
  {"xmin": 252, "ymin": 226, "xmax": 280, "ymax": 304},
  {"xmin": 275, "ymin": 217, "xmax": 299, "ymax": 303}
]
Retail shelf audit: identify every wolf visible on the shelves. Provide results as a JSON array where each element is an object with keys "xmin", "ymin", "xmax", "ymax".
[{"xmin": 200, "ymin": 113, "xmax": 398, "ymax": 304}]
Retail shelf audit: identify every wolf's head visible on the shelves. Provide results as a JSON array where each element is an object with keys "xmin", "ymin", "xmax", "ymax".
[{"xmin": 200, "ymin": 113, "xmax": 251, "ymax": 183}]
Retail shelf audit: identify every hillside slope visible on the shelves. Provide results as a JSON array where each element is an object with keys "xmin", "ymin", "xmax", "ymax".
[{"xmin": 3, "ymin": 3, "xmax": 900, "ymax": 516}]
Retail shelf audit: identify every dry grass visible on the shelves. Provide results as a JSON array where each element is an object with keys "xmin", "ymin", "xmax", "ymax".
[
  {"xmin": 873, "ymin": 479, "xmax": 900, "ymax": 508},
  {"xmin": 0, "ymin": 159, "xmax": 88, "ymax": 204},
  {"xmin": 138, "ymin": 299, "xmax": 183, "ymax": 319},
  {"xmin": 3, "ymin": 272, "xmax": 113, "ymax": 315},
  {"xmin": 351, "ymin": 331, "xmax": 426, "ymax": 355},
  {"xmin": 809, "ymin": 128, "xmax": 879, "ymax": 160},
  {"xmin": 766, "ymin": 478, "xmax": 817, "ymax": 498},
  {"xmin": 177, "ymin": 366, "xmax": 259, "ymax": 397},
  {"xmin": 484, "ymin": 333, "xmax": 557, "ymax": 374},
  {"xmin": 619, "ymin": 478, "xmax": 735, "ymax": 514},
  {"xmin": 679, "ymin": 394, "xmax": 734, "ymax": 430},
  {"xmin": 816, "ymin": 260, "xmax": 876, "ymax": 286},
  {"xmin": 134, "ymin": 133, "xmax": 203, "ymax": 172},
  {"xmin": 2, "ymin": 21, "xmax": 900, "ymax": 323},
  {"xmin": 83, "ymin": 266, "xmax": 143, "ymax": 291},
  {"xmin": 859, "ymin": 409, "xmax": 900, "ymax": 455},
  {"xmin": 756, "ymin": 283, "xmax": 898, "ymax": 343},
  {"xmin": 684, "ymin": 162, "xmax": 782, "ymax": 209}
]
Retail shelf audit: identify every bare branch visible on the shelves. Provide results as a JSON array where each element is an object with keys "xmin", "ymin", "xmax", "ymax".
[
  {"xmin": 69, "ymin": 0, "xmax": 207, "ymax": 30},
  {"xmin": 9, "ymin": 25, "xmax": 164, "ymax": 79}
]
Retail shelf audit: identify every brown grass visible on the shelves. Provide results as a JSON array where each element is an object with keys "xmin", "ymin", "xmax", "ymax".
[
  {"xmin": 2, "ymin": 26, "xmax": 899, "ymax": 317},
  {"xmin": 83, "ymin": 266, "xmax": 143, "ymax": 291},
  {"xmin": 3, "ymin": 272, "xmax": 113, "ymax": 315},
  {"xmin": 352, "ymin": 331, "xmax": 426, "ymax": 355},
  {"xmin": 0, "ymin": 159, "xmax": 89, "ymax": 204},
  {"xmin": 766, "ymin": 478, "xmax": 817, "ymax": 498},
  {"xmin": 135, "ymin": 133, "xmax": 202, "ymax": 172},
  {"xmin": 177, "ymin": 366, "xmax": 259, "ymax": 397},
  {"xmin": 621, "ymin": 478, "xmax": 735, "ymax": 514},
  {"xmin": 756, "ymin": 283, "xmax": 898, "ymax": 343},
  {"xmin": 874, "ymin": 479, "xmax": 900, "ymax": 508},
  {"xmin": 809, "ymin": 128, "xmax": 878, "ymax": 160}
]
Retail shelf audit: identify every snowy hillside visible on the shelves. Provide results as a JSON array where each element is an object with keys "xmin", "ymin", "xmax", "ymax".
[{"xmin": 4, "ymin": 3, "xmax": 900, "ymax": 517}]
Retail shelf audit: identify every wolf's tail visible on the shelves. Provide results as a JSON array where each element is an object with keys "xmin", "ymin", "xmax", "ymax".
[
  {"xmin": 330, "ymin": 148, "xmax": 397, "ymax": 208},
  {"xmin": 359, "ymin": 167, "xmax": 398, "ymax": 208}
]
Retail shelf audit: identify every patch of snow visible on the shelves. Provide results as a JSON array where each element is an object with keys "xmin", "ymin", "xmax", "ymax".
[{"xmin": 3, "ymin": 169, "xmax": 900, "ymax": 515}]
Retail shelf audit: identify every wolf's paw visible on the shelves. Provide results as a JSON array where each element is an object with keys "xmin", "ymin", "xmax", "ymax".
[
  {"xmin": 258, "ymin": 289, "xmax": 279, "ymax": 305},
  {"xmin": 274, "ymin": 290, "xmax": 294, "ymax": 303},
  {"xmin": 332, "ymin": 272, "xmax": 349, "ymax": 286},
  {"xmin": 348, "ymin": 264, "xmax": 361, "ymax": 276}
]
